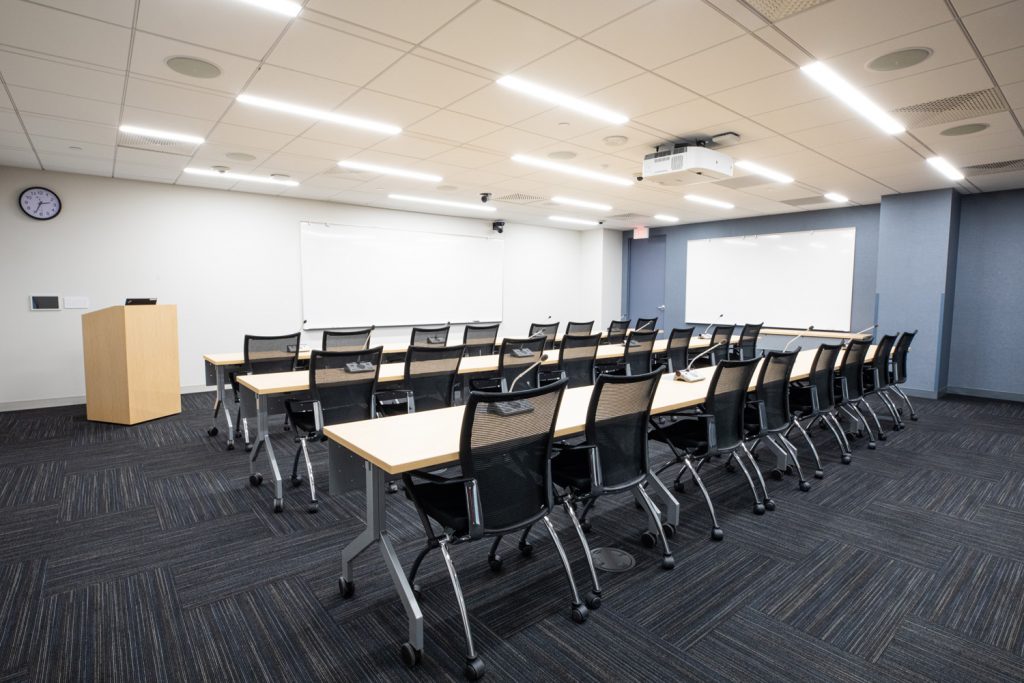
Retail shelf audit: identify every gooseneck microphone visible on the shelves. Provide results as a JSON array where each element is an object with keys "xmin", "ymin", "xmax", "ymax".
[
  {"xmin": 844, "ymin": 324, "xmax": 878, "ymax": 347},
  {"xmin": 675, "ymin": 343, "xmax": 725, "ymax": 382},
  {"xmin": 509, "ymin": 354, "xmax": 549, "ymax": 391},
  {"xmin": 700, "ymin": 314, "xmax": 724, "ymax": 338},
  {"xmin": 783, "ymin": 325, "xmax": 814, "ymax": 352}
]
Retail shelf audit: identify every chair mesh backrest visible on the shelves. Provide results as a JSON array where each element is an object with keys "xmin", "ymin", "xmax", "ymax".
[
  {"xmin": 322, "ymin": 328, "xmax": 372, "ymax": 351},
  {"xmin": 586, "ymin": 369, "xmax": 660, "ymax": 489},
  {"xmin": 557, "ymin": 333, "xmax": 601, "ymax": 388},
  {"xmin": 497, "ymin": 337, "xmax": 548, "ymax": 391},
  {"xmin": 459, "ymin": 378, "xmax": 567, "ymax": 532},
  {"xmin": 566, "ymin": 321, "xmax": 594, "ymax": 335},
  {"xmin": 405, "ymin": 344, "xmax": 465, "ymax": 411},
  {"xmin": 462, "ymin": 324, "xmax": 499, "ymax": 357},
  {"xmin": 665, "ymin": 328, "xmax": 694, "ymax": 373},
  {"xmin": 709, "ymin": 325, "xmax": 734, "ymax": 365},
  {"xmin": 871, "ymin": 334, "xmax": 897, "ymax": 389},
  {"xmin": 607, "ymin": 320, "xmax": 630, "ymax": 345},
  {"xmin": 309, "ymin": 347, "xmax": 383, "ymax": 425},
  {"xmin": 623, "ymin": 330, "xmax": 657, "ymax": 375},
  {"xmin": 808, "ymin": 343, "xmax": 842, "ymax": 411},
  {"xmin": 410, "ymin": 325, "xmax": 450, "ymax": 346},
  {"xmin": 755, "ymin": 350, "xmax": 798, "ymax": 431},
  {"xmin": 704, "ymin": 358, "xmax": 761, "ymax": 451},
  {"xmin": 892, "ymin": 330, "xmax": 916, "ymax": 384},
  {"xmin": 528, "ymin": 322, "xmax": 559, "ymax": 350},
  {"xmin": 737, "ymin": 323, "xmax": 763, "ymax": 360},
  {"xmin": 634, "ymin": 317, "xmax": 658, "ymax": 333},
  {"xmin": 839, "ymin": 339, "xmax": 871, "ymax": 400},
  {"xmin": 244, "ymin": 333, "xmax": 300, "ymax": 375}
]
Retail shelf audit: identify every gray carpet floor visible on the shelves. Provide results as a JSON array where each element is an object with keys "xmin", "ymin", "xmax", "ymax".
[{"xmin": 1, "ymin": 391, "xmax": 1023, "ymax": 682}]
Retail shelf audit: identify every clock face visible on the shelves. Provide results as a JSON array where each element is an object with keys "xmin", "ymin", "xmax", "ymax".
[{"xmin": 19, "ymin": 187, "xmax": 61, "ymax": 220}]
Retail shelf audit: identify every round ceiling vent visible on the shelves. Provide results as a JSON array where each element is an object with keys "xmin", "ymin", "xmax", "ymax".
[
  {"xmin": 547, "ymin": 150, "xmax": 577, "ymax": 160},
  {"xmin": 436, "ymin": 185, "xmax": 459, "ymax": 192},
  {"xmin": 270, "ymin": 173, "xmax": 291, "ymax": 180},
  {"xmin": 603, "ymin": 135, "xmax": 629, "ymax": 147},
  {"xmin": 226, "ymin": 152, "xmax": 257, "ymax": 161},
  {"xmin": 867, "ymin": 47, "xmax": 933, "ymax": 72},
  {"xmin": 211, "ymin": 165, "xmax": 230, "ymax": 173},
  {"xmin": 166, "ymin": 56, "xmax": 222, "ymax": 79},
  {"xmin": 940, "ymin": 122, "xmax": 990, "ymax": 136}
]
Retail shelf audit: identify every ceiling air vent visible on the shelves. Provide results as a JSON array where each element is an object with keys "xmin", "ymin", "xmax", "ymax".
[
  {"xmin": 607, "ymin": 213, "xmax": 650, "ymax": 223},
  {"xmin": 963, "ymin": 158, "xmax": 1024, "ymax": 177},
  {"xmin": 781, "ymin": 197, "xmax": 834, "ymax": 207},
  {"xmin": 117, "ymin": 131, "xmax": 198, "ymax": 156},
  {"xmin": 891, "ymin": 88, "xmax": 1007, "ymax": 129},
  {"xmin": 743, "ymin": 0, "xmax": 836, "ymax": 22},
  {"xmin": 494, "ymin": 192, "xmax": 544, "ymax": 204},
  {"xmin": 716, "ymin": 175, "xmax": 772, "ymax": 190}
]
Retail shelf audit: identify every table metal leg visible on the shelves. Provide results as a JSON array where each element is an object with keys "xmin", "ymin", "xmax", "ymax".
[
  {"xmin": 248, "ymin": 392, "xmax": 283, "ymax": 511},
  {"xmin": 209, "ymin": 366, "xmax": 236, "ymax": 450}
]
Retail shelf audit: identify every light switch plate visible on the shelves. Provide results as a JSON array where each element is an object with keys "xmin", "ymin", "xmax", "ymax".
[{"xmin": 63, "ymin": 296, "xmax": 90, "ymax": 309}]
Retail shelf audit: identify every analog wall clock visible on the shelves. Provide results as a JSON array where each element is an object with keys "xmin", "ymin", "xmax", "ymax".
[{"xmin": 19, "ymin": 187, "xmax": 61, "ymax": 220}]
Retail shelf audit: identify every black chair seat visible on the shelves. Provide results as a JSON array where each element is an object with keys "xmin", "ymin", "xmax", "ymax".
[
  {"xmin": 406, "ymin": 481, "xmax": 469, "ymax": 535},
  {"xmin": 649, "ymin": 417, "xmax": 709, "ymax": 452},
  {"xmin": 551, "ymin": 447, "xmax": 593, "ymax": 492}
]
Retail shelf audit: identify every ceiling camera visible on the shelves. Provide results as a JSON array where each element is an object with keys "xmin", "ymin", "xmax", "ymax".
[
  {"xmin": 492, "ymin": 220, "xmax": 505, "ymax": 233},
  {"xmin": 480, "ymin": 192, "xmax": 492, "ymax": 203}
]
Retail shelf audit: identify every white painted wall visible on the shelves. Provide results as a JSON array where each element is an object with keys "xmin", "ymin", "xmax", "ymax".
[
  {"xmin": 579, "ymin": 228, "xmax": 624, "ymax": 330},
  {"xmin": 0, "ymin": 167, "xmax": 621, "ymax": 408}
]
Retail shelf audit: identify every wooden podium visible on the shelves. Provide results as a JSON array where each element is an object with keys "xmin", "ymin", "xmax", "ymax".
[{"xmin": 81, "ymin": 304, "xmax": 181, "ymax": 424}]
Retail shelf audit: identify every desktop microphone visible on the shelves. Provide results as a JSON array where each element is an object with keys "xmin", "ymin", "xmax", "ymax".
[
  {"xmin": 783, "ymin": 325, "xmax": 814, "ymax": 352},
  {"xmin": 509, "ymin": 354, "xmax": 549, "ymax": 391},
  {"xmin": 675, "ymin": 343, "xmax": 725, "ymax": 382},
  {"xmin": 635, "ymin": 319, "xmax": 655, "ymax": 332},
  {"xmin": 844, "ymin": 324, "xmax": 878, "ymax": 347},
  {"xmin": 700, "ymin": 314, "xmax": 724, "ymax": 339}
]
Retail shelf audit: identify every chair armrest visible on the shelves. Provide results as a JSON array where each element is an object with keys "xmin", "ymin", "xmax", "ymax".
[
  {"xmin": 835, "ymin": 376, "xmax": 850, "ymax": 401},
  {"xmin": 464, "ymin": 478, "xmax": 484, "ymax": 540},
  {"xmin": 284, "ymin": 398, "xmax": 323, "ymax": 432},
  {"xmin": 552, "ymin": 442, "xmax": 602, "ymax": 497},
  {"xmin": 808, "ymin": 384, "xmax": 820, "ymax": 413},
  {"xmin": 746, "ymin": 399, "xmax": 767, "ymax": 431},
  {"xmin": 701, "ymin": 413, "xmax": 718, "ymax": 454}
]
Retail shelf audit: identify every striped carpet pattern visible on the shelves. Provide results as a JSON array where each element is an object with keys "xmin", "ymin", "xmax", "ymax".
[{"xmin": 1, "ymin": 391, "xmax": 1023, "ymax": 681}]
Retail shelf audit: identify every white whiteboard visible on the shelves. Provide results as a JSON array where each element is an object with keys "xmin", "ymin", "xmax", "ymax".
[
  {"xmin": 300, "ymin": 222, "xmax": 504, "ymax": 328},
  {"xmin": 685, "ymin": 227, "xmax": 856, "ymax": 330}
]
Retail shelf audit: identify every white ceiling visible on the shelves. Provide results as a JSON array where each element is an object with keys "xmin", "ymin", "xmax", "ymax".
[{"xmin": 1, "ymin": 0, "xmax": 1023, "ymax": 228}]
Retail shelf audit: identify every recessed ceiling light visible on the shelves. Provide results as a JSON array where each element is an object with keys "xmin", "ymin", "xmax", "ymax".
[
  {"xmin": 547, "ymin": 150, "xmax": 577, "ymax": 160},
  {"xmin": 233, "ymin": 0, "xmax": 301, "ymax": 17},
  {"xmin": 603, "ymin": 135, "xmax": 629, "ymax": 147},
  {"xmin": 551, "ymin": 196, "xmax": 612, "ymax": 211},
  {"xmin": 735, "ymin": 159, "xmax": 794, "ymax": 184},
  {"xmin": 653, "ymin": 214, "xmax": 679, "ymax": 222},
  {"xmin": 119, "ymin": 124, "xmax": 204, "ymax": 145},
  {"xmin": 549, "ymin": 215, "xmax": 600, "ymax": 226},
  {"xmin": 226, "ymin": 152, "xmax": 257, "ymax": 161},
  {"xmin": 867, "ymin": 47, "xmax": 933, "ymax": 72},
  {"xmin": 184, "ymin": 167, "xmax": 299, "ymax": 186},
  {"xmin": 236, "ymin": 94, "xmax": 401, "ymax": 135},
  {"xmin": 824, "ymin": 192, "xmax": 849, "ymax": 203},
  {"xmin": 926, "ymin": 156, "xmax": 965, "ymax": 181},
  {"xmin": 270, "ymin": 173, "xmax": 291, "ymax": 180},
  {"xmin": 685, "ymin": 194, "xmax": 734, "ymax": 209},
  {"xmin": 165, "ymin": 56, "xmax": 221, "ymax": 79},
  {"xmin": 941, "ymin": 123, "xmax": 990, "ymax": 136},
  {"xmin": 436, "ymin": 185, "xmax": 459, "ymax": 192},
  {"xmin": 801, "ymin": 61, "xmax": 906, "ymax": 135},
  {"xmin": 337, "ymin": 160, "xmax": 442, "ymax": 182},
  {"xmin": 496, "ymin": 75, "xmax": 629, "ymax": 125},
  {"xmin": 68, "ymin": 145, "xmax": 82, "ymax": 151},
  {"xmin": 511, "ymin": 154, "xmax": 633, "ymax": 187},
  {"xmin": 388, "ymin": 193, "xmax": 497, "ymax": 212}
]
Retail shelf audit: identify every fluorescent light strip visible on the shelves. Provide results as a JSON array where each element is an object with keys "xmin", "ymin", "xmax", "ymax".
[
  {"xmin": 234, "ymin": 0, "xmax": 301, "ymax": 17},
  {"xmin": 119, "ymin": 124, "xmax": 204, "ymax": 145},
  {"xmin": 926, "ymin": 156, "xmax": 965, "ymax": 181},
  {"xmin": 551, "ymin": 195, "xmax": 612, "ymax": 211},
  {"xmin": 549, "ymin": 215, "xmax": 599, "ymax": 226},
  {"xmin": 801, "ymin": 62, "xmax": 905, "ymax": 135},
  {"xmin": 184, "ymin": 167, "xmax": 298, "ymax": 186},
  {"xmin": 685, "ymin": 194, "xmax": 734, "ymax": 210},
  {"xmin": 824, "ymin": 192, "xmax": 849, "ymax": 203},
  {"xmin": 653, "ymin": 214, "xmax": 679, "ymax": 223},
  {"xmin": 236, "ymin": 94, "xmax": 401, "ymax": 135},
  {"xmin": 389, "ymin": 193, "xmax": 497, "ymax": 213},
  {"xmin": 511, "ymin": 154, "xmax": 633, "ymax": 187},
  {"xmin": 338, "ymin": 160, "xmax": 442, "ymax": 183},
  {"xmin": 497, "ymin": 75, "xmax": 629, "ymax": 125},
  {"xmin": 735, "ymin": 159, "xmax": 793, "ymax": 184}
]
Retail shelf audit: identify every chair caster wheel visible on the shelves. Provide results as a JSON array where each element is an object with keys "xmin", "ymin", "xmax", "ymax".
[
  {"xmin": 291, "ymin": 475, "xmax": 303, "ymax": 487},
  {"xmin": 814, "ymin": 469, "xmax": 824, "ymax": 479},
  {"xmin": 580, "ymin": 518, "xmax": 592, "ymax": 533},
  {"xmin": 725, "ymin": 464, "xmax": 737, "ymax": 474},
  {"xmin": 753, "ymin": 503, "xmax": 765, "ymax": 515},
  {"xmin": 764, "ymin": 499, "xmax": 776, "ymax": 511},
  {"xmin": 785, "ymin": 465, "xmax": 794, "ymax": 475},
  {"xmin": 412, "ymin": 584, "xmax": 422, "ymax": 601},
  {"xmin": 245, "ymin": 445, "xmax": 253, "ymax": 453},
  {"xmin": 308, "ymin": 500, "xmax": 319, "ymax": 514},
  {"xmin": 273, "ymin": 499, "xmax": 283, "ymax": 514},
  {"xmin": 226, "ymin": 442, "xmax": 235, "ymax": 451},
  {"xmin": 571, "ymin": 604, "xmax": 589, "ymax": 624},
  {"xmin": 799, "ymin": 480, "xmax": 811, "ymax": 492},
  {"xmin": 585, "ymin": 591, "xmax": 601, "ymax": 610},
  {"xmin": 488, "ymin": 555, "xmax": 502, "ymax": 572},
  {"xmin": 662, "ymin": 523, "xmax": 676, "ymax": 539},
  {"xmin": 841, "ymin": 455, "xmax": 852, "ymax": 464},
  {"xmin": 338, "ymin": 577, "xmax": 354, "ymax": 598},
  {"xmin": 771, "ymin": 469, "xmax": 784, "ymax": 481},
  {"xmin": 673, "ymin": 480, "xmax": 686, "ymax": 493},
  {"xmin": 518, "ymin": 541, "xmax": 533, "ymax": 557},
  {"xmin": 634, "ymin": 500, "xmax": 642, "ymax": 510},
  {"xmin": 283, "ymin": 424, "xmax": 290, "ymax": 431},
  {"xmin": 208, "ymin": 427, "xmax": 219, "ymax": 437},
  {"xmin": 711, "ymin": 527, "xmax": 724, "ymax": 541},
  {"xmin": 386, "ymin": 481, "xmax": 399, "ymax": 494},
  {"xmin": 868, "ymin": 443, "xmax": 876, "ymax": 450},
  {"xmin": 910, "ymin": 415, "xmax": 918, "ymax": 421},
  {"xmin": 249, "ymin": 473, "xmax": 263, "ymax": 487},
  {"xmin": 640, "ymin": 531, "xmax": 657, "ymax": 548},
  {"xmin": 878, "ymin": 433, "xmax": 887, "ymax": 441},
  {"xmin": 400, "ymin": 642, "xmax": 422, "ymax": 668},
  {"xmin": 661, "ymin": 555, "xmax": 675, "ymax": 570},
  {"xmin": 464, "ymin": 656, "xmax": 485, "ymax": 680}
]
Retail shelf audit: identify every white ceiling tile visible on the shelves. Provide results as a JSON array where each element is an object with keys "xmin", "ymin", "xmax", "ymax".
[
  {"xmin": 635, "ymin": 97, "xmax": 738, "ymax": 138},
  {"xmin": 711, "ymin": 69, "xmax": 825, "ymax": 117},
  {"xmin": 267, "ymin": 18, "xmax": 404, "ymax": 86},
  {"xmin": 947, "ymin": 139, "xmax": 1024, "ymax": 165},
  {"xmin": 866, "ymin": 60, "xmax": 992, "ymax": 112},
  {"xmin": 368, "ymin": 135, "xmax": 455, "ymax": 159},
  {"xmin": 114, "ymin": 161, "xmax": 181, "ymax": 183},
  {"xmin": 0, "ymin": 147, "xmax": 41, "ymax": 169},
  {"xmin": 571, "ymin": 125, "xmax": 664, "ymax": 157},
  {"xmin": 244, "ymin": 65, "xmax": 358, "ymax": 110},
  {"xmin": 511, "ymin": 40, "xmax": 643, "ymax": 96},
  {"xmin": 137, "ymin": 0, "xmax": 292, "ymax": 60},
  {"xmin": 31, "ymin": 134, "xmax": 112, "ymax": 158},
  {"xmin": 753, "ymin": 25, "xmax": 816, "ymax": 66},
  {"xmin": 367, "ymin": 55, "xmax": 489, "ymax": 108},
  {"xmin": 0, "ymin": 130, "xmax": 32, "ymax": 150},
  {"xmin": 951, "ymin": 0, "xmax": 1016, "ymax": 16},
  {"xmin": 300, "ymin": 172, "xmax": 368, "ymax": 191},
  {"xmin": 963, "ymin": 0, "xmax": 1024, "ymax": 55},
  {"xmin": 787, "ymin": 118, "xmax": 886, "ymax": 148},
  {"xmin": 129, "ymin": 33, "xmax": 260, "ymax": 94},
  {"xmin": 774, "ymin": 0, "xmax": 954, "ymax": 59},
  {"xmin": 296, "ymin": 91, "xmax": 435, "ymax": 147},
  {"xmin": 279, "ymin": 137, "xmax": 361, "ymax": 160},
  {"xmin": 586, "ymin": 0, "xmax": 745, "ymax": 69},
  {"xmin": 0, "ymin": 2, "xmax": 130, "ymax": 69},
  {"xmin": 0, "ymin": 52, "xmax": 125, "ymax": 103},
  {"xmin": 120, "ymin": 105, "xmax": 214, "ymax": 139},
  {"xmin": 407, "ymin": 110, "xmax": 503, "ymax": 144},
  {"xmin": 752, "ymin": 97, "xmax": 858, "ymax": 133},
  {"xmin": 125, "ymin": 78, "xmax": 234, "ymax": 121},
  {"xmin": 502, "ymin": 0, "xmax": 649, "ymax": 36},
  {"xmin": 969, "ymin": 169, "xmax": 1024, "ymax": 191},
  {"xmin": 986, "ymin": 46, "xmax": 1024, "ymax": 85},
  {"xmin": 114, "ymin": 147, "xmax": 191, "ymax": 170},
  {"xmin": 305, "ymin": 0, "xmax": 473, "ymax": 43},
  {"xmin": 657, "ymin": 35, "xmax": 792, "ymax": 96},
  {"xmin": 913, "ymin": 112, "xmax": 1023, "ymax": 156},
  {"xmin": 447, "ymin": 83, "xmax": 553, "ymax": 125},
  {"xmin": 588, "ymin": 73, "xmax": 698, "ymax": 119},
  {"xmin": 706, "ymin": 0, "xmax": 769, "ymax": 30},
  {"xmin": 205, "ymin": 122, "xmax": 295, "ymax": 151},
  {"xmin": 8, "ymin": 87, "xmax": 120, "ymax": 126},
  {"xmin": 430, "ymin": 146, "xmax": 508, "ymax": 169},
  {"xmin": 220, "ymin": 100, "xmax": 316, "ymax": 135},
  {"xmin": 190, "ymin": 143, "xmax": 272, "ymax": 170},
  {"xmin": 38, "ymin": 152, "xmax": 113, "ymax": 176},
  {"xmin": 0, "ymin": 109, "xmax": 22, "ymax": 133},
  {"xmin": 1004, "ymin": 81, "xmax": 1024, "ymax": 108},
  {"xmin": 469, "ymin": 127, "xmax": 556, "ymax": 155},
  {"xmin": 511, "ymin": 108, "xmax": 613, "ymax": 140},
  {"xmin": 256, "ymin": 153, "xmax": 334, "ymax": 176},
  {"xmin": 29, "ymin": 0, "xmax": 135, "ymax": 26},
  {"xmin": 421, "ymin": 0, "xmax": 574, "ymax": 74},
  {"xmin": 281, "ymin": 185, "xmax": 339, "ymax": 200},
  {"xmin": 21, "ymin": 115, "xmax": 116, "ymax": 145}
]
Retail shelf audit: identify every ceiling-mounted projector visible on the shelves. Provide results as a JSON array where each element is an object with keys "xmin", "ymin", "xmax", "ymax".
[{"xmin": 641, "ymin": 144, "xmax": 734, "ymax": 180}]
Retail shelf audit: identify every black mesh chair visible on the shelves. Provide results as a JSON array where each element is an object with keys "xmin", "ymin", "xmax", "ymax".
[
  {"xmin": 789, "ymin": 343, "xmax": 853, "ymax": 466},
  {"xmin": 732, "ymin": 323, "xmax": 763, "ymax": 360},
  {"xmin": 862, "ymin": 334, "xmax": 902, "ymax": 434},
  {"xmin": 462, "ymin": 324, "xmax": 499, "ymax": 357},
  {"xmin": 835, "ymin": 339, "xmax": 877, "ymax": 449},
  {"xmin": 708, "ymin": 324, "xmax": 734, "ymax": 365},
  {"xmin": 322, "ymin": 327, "xmax": 372, "ymax": 351},
  {"xmin": 619, "ymin": 329, "xmax": 657, "ymax": 376},
  {"xmin": 551, "ymin": 333, "xmax": 601, "ymax": 388},
  {"xmin": 470, "ymin": 337, "xmax": 547, "ymax": 393},
  {"xmin": 281, "ymin": 347, "xmax": 382, "ymax": 513},
  {"xmin": 402, "ymin": 378, "xmax": 587, "ymax": 680},
  {"xmin": 634, "ymin": 317, "xmax": 659, "ymax": 334},
  {"xmin": 605, "ymin": 319, "xmax": 630, "ymax": 345},
  {"xmin": 744, "ymin": 349, "xmax": 816, "ymax": 489},
  {"xmin": 658, "ymin": 327, "xmax": 694, "ymax": 373},
  {"xmin": 377, "ymin": 345, "xmax": 466, "ymax": 416},
  {"xmin": 649, "ymin": 357, "xmax": 770, "ymax": 541},
  {"xmin": 887, "ymin": 330, "xmax": 918, "ymax": 421},
  {"xmin": 410, "ymin": 324, "xmax": 450, "ymax": 347},
  {"xmin": 528, "ymin": 322, "xmax": 559, "ymax": 350},
  {"xmin": 566, "ymin": 321, "xmax": 594, "ymax": 335},
  {"xmin": 233, "ymin": 333, "xmax": 300, "ymax": 448}
]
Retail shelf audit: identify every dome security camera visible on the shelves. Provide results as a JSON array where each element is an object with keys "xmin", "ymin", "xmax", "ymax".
[
  {"xmin": 480, "ymin": 192, "xmax": 492, "ymax": 203},
  {"xmin": 492, "ymin": 220, "xmax": 505, "ymax": 233},
  {"xmin": 635, "ymin": 174, "xmax": 644, "ymax": 182}
]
